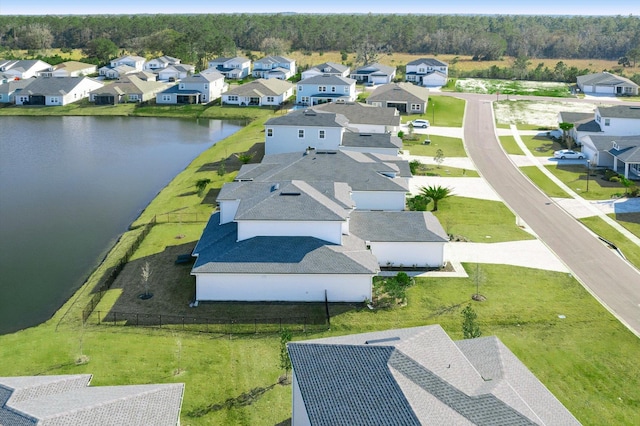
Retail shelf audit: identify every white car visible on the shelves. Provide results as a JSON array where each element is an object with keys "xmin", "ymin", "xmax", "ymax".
[
  {"xmin": 553, "ymin": 149, "xmax": 584, "ymax": 160},
  {"xmin": 411, "ymin": 119, "xmax": 430, "ymax": 128}
]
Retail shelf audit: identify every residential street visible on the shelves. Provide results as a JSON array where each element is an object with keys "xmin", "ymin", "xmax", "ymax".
[{"xmin": 461, "ymin": 95, "xmax": 640, "ymax": 337}]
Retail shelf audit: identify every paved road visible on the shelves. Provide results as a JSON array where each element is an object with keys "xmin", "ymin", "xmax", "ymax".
[{"xmin": 461, "ymin": 95, "xmax": 640, "ymax": 337}]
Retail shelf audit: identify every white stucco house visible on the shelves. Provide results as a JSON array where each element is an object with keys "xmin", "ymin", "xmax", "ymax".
[
  {"xmin": 313, "ymin": 102, "xmax": 401, "ymax": 134},
  {"xmin": 577, "ymin": 72, "xmax": 639, "ymax": 96},
  {"xmin": 405, "ymin": 57, "xmax": 449, "ymax": 87},
  {"xmin": 222, "ymin": 78, "xmax": 293, "ymax": 106},
  {"xmin": 350, "ymin": 62, "xmax": 396, "ymax": 85},
  {"xmin": 252, "ymin": 56, "xmax": 296, "ymax": 80},
  {"xmin": 367, "ymin": 82, "xmax": 430, "ymax": 114},
  {"xmin": 207, "ymin": 56, "xmax": 251, "ymax": 79},
  {"xmin": 288, "ymin": 326, "xmax": 581, "ymax": 426},
  {"xmin": 156, "ymin": 72, "xmax": 226, "ymax": 105},
  {"xmin": 0, "ymin": 59, "xmax": 51, "ymax": 79},
  {"xmin": 301, "ymin": 62, "xmax": 350, "ymax": 79},
  {"xmin": 14, "ymin": 76, "xmax": 103, "ymax": 106},
  {"xmin": 296, "ymin": 74, "xmax": 356, "ymax": 106}
]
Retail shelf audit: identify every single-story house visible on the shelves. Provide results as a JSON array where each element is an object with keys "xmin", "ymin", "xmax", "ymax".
[
  {"xmin": 207, "ymin": 56, "xmax": 252, "ymax": 79},
  {"xmin": 350, "ymin": 62, "xmax": 396, "ymax": 85},
  {"xmin": 608, "ymin": 137, "xmax": 640, "ymax": 179},
  {"xmin": 350, "ymin": 211, "xmax": 448, "ymax": 267},
  {"xmin": 296, "ymin": 74, "xmax": 356, "ymax": 106},
  {"xmin": 0, "ymin": 78, "xmax": 34, "ymax": 103},
  {"xmin": 14, "ymin": 76, "xmax": 103, "ymax": 106},
  {"xmin": 313, "ymin": 102, "xmax": 401, "ymax": 134},
  {"xmin": 288, "ymin": 325, "xmax": 581, "ymax": 426},
  {"xmin": 252, "ymin": 56, "xmax": 296, "ymax": 80},
  {"xmin": 405, "ymin": 57, "xmax": 449, "ymax": 87},
  {"xmin": 90, "ymin": 76, "xmax": 168, "ymax": 104},
  {"xmin": 0, "ymin": 374, "xmax": 184, "ymax": 425},
  {"xmin": 0, "ymin": 59, "xmax": 51, "ymax": 79},
  {"xmin": 222, "ymin": 78, "xmax": 294, "ymax": 106},
  {"xmin": 301, "ymin": 62, "xmax": 350, "ymax": 79},
  {"xmin": 367, "ymin": 82, "xmax": 430, "ymax": 114},
  {"xmin": 577, "ymin": 72, "xmax": 639, "ymax": 96},
  {"xmin": 156, "ymin": 72, "xmax": 226, "ymax": 105}
]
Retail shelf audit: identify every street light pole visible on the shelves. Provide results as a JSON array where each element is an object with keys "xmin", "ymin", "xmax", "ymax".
[
  {"xmin": 586, "ymin": 159, "xmax": 590, "ymax": 192},
  {"xmin": 431, "ymin": 101, "xmax": 435, "ymax": 125}
]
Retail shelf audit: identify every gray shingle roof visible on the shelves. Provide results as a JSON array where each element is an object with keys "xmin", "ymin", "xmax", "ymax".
[
  {"xmin": 352, "ymin": 63, "xmax": 395, "ymax": 76},
  {"xmin": 306, "ymin": 62, "xmax": 349, "ymax": 74},
  {"xmin": 341, "ymin": 132, "xmax": 402, "ymax": 149},
  {"xmin": 558, "ymin": 111, "xmax": 594, "ymax": 123},
  {"xmin": 0, "ymin": 374, "xmax": 184, "ymax": 426},
  {"xmin": 254, "ymin": 56, "xmax": 294, "ymax": 65},
  {"xmin": 349, "ymin": 211, "xmax": 448, "ymax": 242},
  {"xmin": 577, "ymin": 72, "xmax": 639, "ymax": 88},
  {"xmin": 368, "ymin": 82, "xmax": 429, "ymax": 103},
  {"xmin": 90, "ymin": 76, "xmax": 167, "ymax": 97},
  {"xmin": 597, "ymin": 105, "xmax": 640, "ymax": 119},
  {"xmin": 235, "ymin": 150, "xmax": 410, "ymax": 192},
  {"xmin": 182, "ymin": 72, "xmax": 223, "ymax": 83},
  {"xmin": 289, "ymin": 326, "xmax": 581, "ymax": 426},
  {"xmin": 21, "ymin": 76, "xmax": 100, "ymax": 96},
  {"xmin": 313, "ymin": 102, "xmax": 401, "ymax": 127},
  {"xmin": 587, "ymin": 135, "xmax": 638, "ymax": 151},
  {"xmin": 192, "ymin": 213, "xmax": 379, "ymax": 274},
  {"xmin": 407, "ymin": 58, "xmax": 448, "ymax": 67},
  {"xmin": 298, "ymin": 74, "xmax": 355, "ymax": 86},
  {"xmin": 0, "ymin": 78, "xmax": 34, "ymax": 95},
  {"xmin": 609, "ymin": 143, "xmax": 640, "ymax": 163},
  {"xmin": 265, "ymin": 108, "xmax": 349, "ymax": 127},
  {"xmin": 225, "ymin": 78, "xmax": 293, "ymax": 97}
]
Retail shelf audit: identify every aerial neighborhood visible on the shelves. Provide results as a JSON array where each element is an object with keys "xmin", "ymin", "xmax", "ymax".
[{"xmin": 1, "ymin": 30, "xmax": 640, "ymax": 424}]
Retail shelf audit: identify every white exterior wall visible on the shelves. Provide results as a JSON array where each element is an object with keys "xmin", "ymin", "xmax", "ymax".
[
  {"xmin": 237, "ymin": 220, "xmax": 342, "ymax": 244},
  {"xmin": 219, "ymin": 200, "xmax": 240, "ymax": 224},
  {"xmin": 352, "ymin": 191, "xmax": 406, "ymax": 211},
  {"xmin": 422, "ymin": 73, "xmax": 447, "ymax": 87},
  {"xmin": 194, "ymin": 273, "xmax": 372, "ymax": 302},
  {"xmin": 369, "ymin": 241, "xmax": 445, "ymax": 267},
  {"xmin": 265, "ymin": 125, "xmax": 344, "ymax": 155},
  {"xmin": 601, "ymin": 118, "xmax": 640, "ymax": 136},
  {"xmin": 371, "ymin": 74, "xmax": 392, "ymax": 85},
  {"xmin": 292, "ymin": 373, "xmax": 312, "ymax": 426}
]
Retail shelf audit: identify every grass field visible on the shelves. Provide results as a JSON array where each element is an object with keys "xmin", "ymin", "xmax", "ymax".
[
  {"xmin": 521, "ymin": 134, "xmax": 566, "ymax": 156},
  {"xmin": 520, "ymin": 166, "xmax": 572, "ymax": 198},
  {"xmin": 402, "ymin": 95, "xmax": 465, "ymax": 127},
  {"xmin": 410, "ymin": 163, "xmax": 479, "ymax": 178},
  {"xmin": 456, "ymin": 79, "xmax": 571, "ymax": 97},
  {"xmin": 499, "ymin": 135, "xmax": 525, "ymax": 155},
  {"xmin": 580, "ymin": 216, "xmax": 640, "ymax": 270},
  {"xmin": 545, "ymin": 165, "xmax": 629, "ymax": 200},
  {"xmin": 403, "ymin": 134, "xmax": 467, "ymax": 157}
]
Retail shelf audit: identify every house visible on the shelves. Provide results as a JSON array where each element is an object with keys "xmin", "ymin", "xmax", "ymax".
[
  {"xmin": 577, "ymin": 72, "xmax": 639, "ymax": 96},
  {"xmin": 1, "ymin": 72, "xmax": 17, "ymax": 84},
  {"xmin": 608, "ymin": 137, "xmax": 640, "ymax": 179},
  {"xmin": 156, "ymin": 72, "xmax": 226, "ymax": 105},
  {"xmin": 0, "ymin": 374, "xmax": 184, "ymax": 425},
  {"xmin": 405, "ymin": 58, "xmax": 449, "ymax": 87},
  {"xmin": 109, "ymin": 55, "xmax": 146, "ymax": 71},
  {"xmin": 222, "ymin": 78, "xmax": 294, "ymax": 106},
  {"xmin": 581, "ymin": 134, "xmax": 640, "ymax": 174},
  {"xmin": 288, "ymin": 325, "xmax": 581, "ymax": 426},
  {"xmin": 252, "ymin": 56, "xmax": 296, "ymax": 80},
  {"xmin": 301, "ymin": 62, "xmax": 350, "ymax": 79},
  {"xmin": 90, "ymin": 76, "xmax": 168, "ymax": 104},
  {"xmin": 557, "ymin": 110, "xmax": 599, "ymax": 143},
  {"xmin": 14, "ymin": 77, "xmax": 103, "ymax": 106},
  {"xmin": 313, "ymin": 102, "xmax": 401, "ymax": 134},
  {"xmin": 264, "ymin": 108, "xmax": 349, "ymax": 154},
  {"xmin": 191, "ymin": 180, "xmax": 379, "ymax": 303},
  {"xmin": 207, "ymin": 56, "xmax": 251, "ymax": 79},
  {"xmin": 144, "ymin": 55, "xmax": 181, "ymax": 71},
  {"xmin": 367, "ymin": 82, "xmax": 430, "ymax": 114},
  {"xmin": 40, "ymin": 61, "xmax": 97, "ymax": 77},
  {"xmin": 0, "ymin": 78, "xmax": 34, "ymax": 103},
  {"xmin": 350, "ymin": 62, "xmax": 396, "ymax": 85},
  {"xmin": 100, "ymin": 64, "xmax": 137, "ymax": 79},
  {"xmin": 296, "ymin": 74, "xmax": 356, "ymax": 106},
  {"xmin": 129, "ymin": 71, "xmax": 158, "ymax": 81},
  {"xmin": 0, "ymin": 59, "xmax": 51, "ymax": 79},
  {"xmin": 234, "ymin": 150, "xmax": 411, "ymax": 211},
  {"xmin": 595, "ymin": 105, "xmax": 640, "ymax": 136},
  {"xmin": 350, "ymin": 211, "xmax": 448, "ymax": 267},
  {"xmin": 157, "ymin": 64, "xmax": 195, "ymax": 82}
]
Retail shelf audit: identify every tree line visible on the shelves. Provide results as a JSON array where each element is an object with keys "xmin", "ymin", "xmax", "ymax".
[{"xmin": 1, "ymin": 13, "xmax": 638, "ymax": 67}]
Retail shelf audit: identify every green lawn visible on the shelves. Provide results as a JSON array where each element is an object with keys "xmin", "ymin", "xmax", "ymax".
[
  {"xmin": 521, "ymin": 134, "xmax": 566, "ymax": 157},
  {"xmin": 545, "ymin": 165, "xmax": 629, "ymax": 200},
  {"xmin": 520, "ymin": 166, "xmax": 571, "ymax": 198},
  {"xmin": 431, "ymin": 197, "xmax": 535, "ymax": 242},
  {"xmin": 403, "ymin": 95, "xmax": 465, "ymax": 127},
  {"xmin": 499, "ymin": 135, "xmax": 525, "ymax": 155},
  {"xmin": 580, "ymin": 216, "xmax": 640, "ymax": 270},
  {"xmin": 411, "ymin": 163, "xmax": 479, "ymax": 177},
  {"xmin": 456, "ymin": 78, "xmax": 571, "ymax": 97},
  {"xmin": 610, "ymin": 213, "xmax": 640, "ymax": 239},
  {"xmin": 403, "ymin": 134, "xmax": 467, "ymax": 157}
]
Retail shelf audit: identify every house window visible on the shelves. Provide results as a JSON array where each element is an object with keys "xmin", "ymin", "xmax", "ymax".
[
  {"xmin": 411, "ymin": 104, "xmax": 421, "ymax": 111},
  {"xmin": 179, "ymin": 84, "xmax": 184, "ymax": 89},
  {"xmin": 319, "ymin": 130, "xmax": 325, "ymax": 139},
  {"xmin": 162, "ymin": 95, "xmax": 171, "ymax": 101},
  {"xmin": 267, "ymin": 96, "xmax": 274, "ymax": 103},
  {"xmin": 298, "ymin": 129, "xmax": 305, "ymax": 138},
  {"xmin": 267, "ymin": 128, "xmax": 273, "ymax": 137},
  {"xmin": 318, "ymin": 86, "xmax": 326, "ymax": 92},
  {"xmin": 419, "ymin": 67, "xmax": 425, "ymax": 73},
  {"xmin": 331, "ymin": 86, "xmax": 336, "ymax": 92},
  {"xmin": 604, "ymin": 118, "xmax": 610, "ymax": 126},
  {"xmin": 228, "ymin": 95, "xmax": 238, "ymax": 102},
  {"xmin": 344, "ymin": 86, "xmax": 349, "ymax": 93},
  {"xmin": 204, "ymin": 84, "xmax": 208, "ymax": 89},
  {"xmin": 301, "ymin": 96, "xmax": 310, "ymax": 105},
  {"xmin": 298, "ymin": 85, "xmax": 303, "ymax": 91},
  {"xmin": 596, "ymin": 114, "xmax": 601, "ymax": 123},
  {"xmin": 370, "ymin": 101, "xmax": 382, "ymax": 107}
]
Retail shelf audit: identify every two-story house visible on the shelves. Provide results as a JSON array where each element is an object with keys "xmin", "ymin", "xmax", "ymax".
[
  {"xmin": 301, "ymin": 62, "xmax": 350, "ymax": 80},
  {"xmin": 313, "ymin": 102, "xmax": 401, "ymax": 134},
  {"xmin": 144, "ymin": 55, "xmax": 181, "ymax": 71},
  {"xmin": 252, "ymin": 56, "xmax": 296, "ymax": 80},
  {"xmin": 207, "ymin": 56, "xmax": 251, "ymax": 79},
  {"xmin": 296, "ymin": 74, "xmax": 356, "ymax": 106},
  {"xmin": 405, "ymin": 58, "xmax": 449, "ymax": 87},
  {"xmin": 156, "ymin": 72, "xmax": 226, "ymax": 105}
]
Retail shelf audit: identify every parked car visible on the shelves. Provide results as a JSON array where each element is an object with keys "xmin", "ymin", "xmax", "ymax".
[
  {"xmin": 411, "ymin": 119, "xmax": 430, "ymax": 128},
  {"xmin": 553, "ymin": 149, "xmax": 584, "ymax": 160}
]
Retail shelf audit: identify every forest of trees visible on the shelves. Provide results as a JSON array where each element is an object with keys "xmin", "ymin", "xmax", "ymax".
[{"xmin": 1, "ymin": 13, "xmax": 638, "ymax": 74}]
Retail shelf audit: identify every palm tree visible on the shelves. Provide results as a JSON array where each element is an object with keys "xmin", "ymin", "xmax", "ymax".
[
  {"xmin": 420, "ymin": 185, "xmax": 453, "ymax": 211},
  {"xmin": 559, "ymin": 122, "xmax": 574, "ymax": 150}
]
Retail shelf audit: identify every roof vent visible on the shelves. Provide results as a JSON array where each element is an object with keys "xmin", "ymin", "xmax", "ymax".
[
  {"xmin": 360, "ymin": 134, "xmax": 372, "ymax": 137},
  {"xmin": 304, "ymin": 109, "xmax": 316, "ymax": 116},
  {"xmin": 271, "ymin": 183, "xmax": 280, "ymax": 192},
  {"xmin": 316, "ymin": 151, "xmax": 337, "ymax": 154},
  {"xmin": 365, "ymin": 337, "xmax": 400, "ymax": 345},
  {"xmin": 280, "ymin": 192, "xmax": 301, "ymax": 196}
]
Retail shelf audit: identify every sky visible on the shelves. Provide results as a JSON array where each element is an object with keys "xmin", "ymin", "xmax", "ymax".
[{"xmin": 0, "ymin": 0, "xmax": 637, "ymax": 16}]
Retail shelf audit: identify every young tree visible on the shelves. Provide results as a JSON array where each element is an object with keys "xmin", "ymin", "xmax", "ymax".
[
  {"xmin": 462, "ymin": 304, "xmax": 482, "ymax": 339},
  {"xmin": 195, "ymin": 178, "xmax": 211, "ymax": 197},
  {"xmin": 141, "ymin": 261, "xmax": 152, "ymax": 298},
  {"xmin": 558, "ymin": 122, "xmax": 575, "ymax": 150},
  {"xmin": 279, "ymin": 328, "xmax": 292, "ymax": 381},
  {"xmin": 419, "ymin": 185, "xmax": 453, "ymax": 212},
  {"xmin": 433, "ymin": 149, "xmax": 445, "ymax": 168}
]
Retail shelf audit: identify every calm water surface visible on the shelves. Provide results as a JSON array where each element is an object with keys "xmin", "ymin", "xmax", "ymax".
[{"xmin": 0, "ymin": 116, "xmax": 242, "ymax": 334}]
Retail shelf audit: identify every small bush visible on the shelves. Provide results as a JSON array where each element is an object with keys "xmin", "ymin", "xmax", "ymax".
[
  {"xmin": 604, "ymin": 169, "xmax": 619, "ymax": 180},
  {"xmin": 609, "ymin": 176, "xmax": 621, "ymax": 183}
]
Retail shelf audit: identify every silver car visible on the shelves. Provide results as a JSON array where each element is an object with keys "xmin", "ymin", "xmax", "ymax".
[{"xmin": 553, "ymin": 149, "xmax": 584, "ymax": 160}]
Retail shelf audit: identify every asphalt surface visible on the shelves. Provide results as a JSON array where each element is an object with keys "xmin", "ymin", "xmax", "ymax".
[{"xmin": 461, "ymin": 95, "xmax": 640, "ymax": 337}]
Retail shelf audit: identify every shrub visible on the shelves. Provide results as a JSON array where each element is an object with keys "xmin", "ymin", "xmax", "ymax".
[
  {"xmin": 409, "ymin": 159, "xmax": 422, "ymax": 174},
  {"xmin": 609, "ymin": 176, "xmax": 621, "ymax": 183},
  {"xmin": 604, "ymin": 169, "xmax": 619, "ymax": 180}
]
